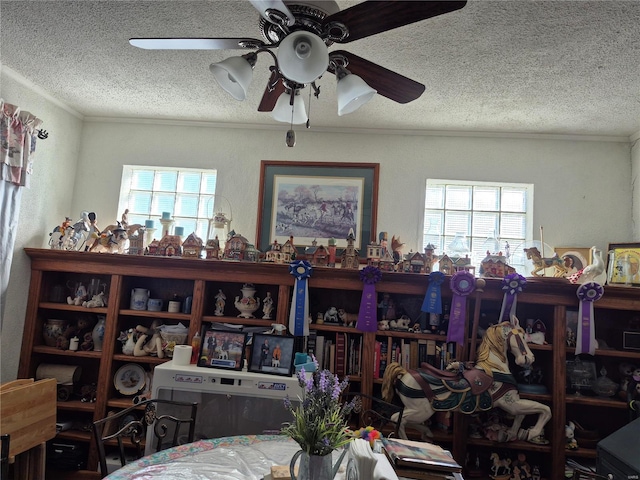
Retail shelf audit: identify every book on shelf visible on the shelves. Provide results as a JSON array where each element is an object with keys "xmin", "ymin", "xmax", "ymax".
[
  {"xmin": 382, "ymin": 438, "xmax": 462, "ymax": 474},
  {"xmin": 335, "ymin": 332, "xmax": 347, "ymax": 377},
  {"xmin": 390, "ymin": 466, "xmax": 456, "ymax": 480},
  {"xmin": 379, "ymin": 340, "xmax": 388, "ymax": 378},
  {"xmin": 315, "ymin": 335, "xmax": 325, "ymax": 368},
  {"xmin": 373, "ymin": 340, "xmax": 381, "ymax": 379}
]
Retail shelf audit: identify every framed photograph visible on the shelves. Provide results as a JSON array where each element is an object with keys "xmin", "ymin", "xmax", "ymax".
[
  {"xmin": 256, "ymin": 161, "xmax": 379, "ymax": 253},
  {"xmin": 198, "ymin": 328, "xmax": 248, "ymax": 370},
  {"xmin": 248, "ymin": 333, "xmax": 295, "ymax": 376},
  {"xmin": 607, "ymin": 242, "xmax": 640, "ymax": 286},
  {"xmin": 554, "ymin": 247, "xmax": 592, "ymax": 277}
]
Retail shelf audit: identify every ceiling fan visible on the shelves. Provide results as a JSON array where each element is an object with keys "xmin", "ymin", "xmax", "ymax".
[{"xmin": 130, "ymin": 0, "xmax": 466, "ymax": 138}]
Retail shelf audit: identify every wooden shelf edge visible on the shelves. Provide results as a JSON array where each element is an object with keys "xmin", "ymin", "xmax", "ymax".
[{"xmin": 33, "ymin": 345, "xmax": 102, "ymax": 359}]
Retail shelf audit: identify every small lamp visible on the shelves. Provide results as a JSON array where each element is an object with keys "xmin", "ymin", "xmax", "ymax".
[
  {"xmin": 272, "ymin": 90, "xmax": 307, "ymax": 124},
  {"xmin": 209, "ymin": 53, "xmax": 257, "ymax": 101},
  {"xmin": 277, "ymin": 31, "xmax": 328, "ymax": 84},
  {"xmin": 336, "ymin": 66, "xmax": 377, "ymax": 116},
  {"xmin": 207, "ymin": 196, "xmax": 233, "ymax": 250}
]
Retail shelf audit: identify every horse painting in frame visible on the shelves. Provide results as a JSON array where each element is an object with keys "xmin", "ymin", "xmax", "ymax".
[{"xmin": 382, "ymin": 319, "xmax": 551, "ymax": 444}]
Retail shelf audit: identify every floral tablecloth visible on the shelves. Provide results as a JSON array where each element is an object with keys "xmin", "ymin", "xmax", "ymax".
[{"xmin": 104, "ymin": 434, "xmax": 300, "ymax": 480}]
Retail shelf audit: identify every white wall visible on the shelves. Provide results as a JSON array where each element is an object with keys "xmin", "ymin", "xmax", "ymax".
[
  {"xmin": 0, "ymin": 79, "xmax": 635, "ymax": 382},
  {"xmin": 77, "ymin": 120, "xmax": 632, "ymax": 254},
  {"xmin": 0, "ymin": 71, "xmax": 83, "ymax": 382}
]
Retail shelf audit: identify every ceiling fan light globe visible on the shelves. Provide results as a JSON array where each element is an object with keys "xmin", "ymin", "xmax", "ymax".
[
  {"xmin": 209, "ymin": 56, "xmax": 254, "ymax": 101},
  {"xmin": 272, "ymin": 92, "xmax": 308, "ymax": 124},
  {"xmin": 337, "ymin": 73, "xmax": 377, "ymax": 116},
  {"xmin": 277, "ymin": 31, "xmax": 328, "ymax": 84}
]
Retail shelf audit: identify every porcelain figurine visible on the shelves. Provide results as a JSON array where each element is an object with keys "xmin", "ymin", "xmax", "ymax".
[
  {"xmin": 262, "ymin": 292, "xmax": 274, "ymax": 319},
  {"xmin": 214, "ymin": 289, "xmax": 226, "ymax": 316}
]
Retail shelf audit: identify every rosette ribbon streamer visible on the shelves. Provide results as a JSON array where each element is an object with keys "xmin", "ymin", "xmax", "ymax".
[
  {"xmin": 448, "ymin": 271, "xmax": 475, "ymax": 345},
  {"xmin": 357, "ymin": 266, "xmax": 382, "ymax": 332},
  {"xmin": 575, "ymin": 282, "xmax": 604, "ymax": 355},
  {"xmin": 499, "ymin": 273, "xmax": 527, "ymax": 322},
  {"xmin": 289, "ymin": 260, "xmax": 312, "ymax": 336},
  {"xmin": 421, "ymin": 271, "xmax": 445, "ymax": 331}
]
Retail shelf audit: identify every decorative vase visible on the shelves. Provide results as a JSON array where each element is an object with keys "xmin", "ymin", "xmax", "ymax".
[
  {"xmin": 289, "ymin": 451, "xmax": 341, "ymax": 480},
  {"xmin": 92, "ymin": 315, "xmax": 106, "ymax": 351},
  {"xmin": 43, "ymin": 319, "xmax": 69, "ymax": 347},
  {"xmin": 234, "ymin": 283, "xmax": 260, "ymax": 318},
  {"xmin": 130, "ymin": 288, "xmax": 150, "ymax": 310}
]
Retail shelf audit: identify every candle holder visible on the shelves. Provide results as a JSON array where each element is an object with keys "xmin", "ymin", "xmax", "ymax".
[
  {"xmin": 159, "ymin": 217, "xmax": 175, "ymax": 237},
  {"xmin": 144, "ymin": 227, "xmax": 157, "ymax": 247}
]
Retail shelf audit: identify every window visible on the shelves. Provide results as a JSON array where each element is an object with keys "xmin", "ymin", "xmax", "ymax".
[
  {"xmin": 118, "ymin": 166, "xmax": 217, "ymax": 241},
  {"xmin": 423, "ymin": 179, "xmax": 533, "ymax": 273}
]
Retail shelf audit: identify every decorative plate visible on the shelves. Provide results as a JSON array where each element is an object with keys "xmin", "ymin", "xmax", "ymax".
[{"xmin": 114, "ymin": 363, "xmax": 146, "ymax": 395}]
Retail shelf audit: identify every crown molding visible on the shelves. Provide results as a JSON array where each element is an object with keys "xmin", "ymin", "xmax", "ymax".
[
  {"xmin": 1, "ymin": 64, "xmax": 84, "ymax": 119},
  {"xmin": 84, "ymin": 116, "xmax": 632, "ymax": 143}
]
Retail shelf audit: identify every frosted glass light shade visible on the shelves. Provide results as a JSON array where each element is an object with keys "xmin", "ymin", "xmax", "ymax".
[
  {"xmin": 272, "ymin": 92, "xmax": 308, "ymax": 124},
  {"xmin": 209, "ymin": 56, "xmax": 254, "ymax": 100},
  {"xmin": 337, "ymin": 73, "xmax": 376, "ymax": 116},
  {"xmin": 277, "ymin": 31, "xmax": 328, "ymax": 84}
]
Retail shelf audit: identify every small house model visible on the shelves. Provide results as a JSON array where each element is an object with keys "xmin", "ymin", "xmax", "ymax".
[
  {"xmin": 480, "ymin": 252, "xmax": 515, "ymax": 278},
  {"xmin": 366, "ymin": 241, "xmax": 382, "ymax": 267},
  {"xmin": 244, "ymin": 244, "xmax": 260, "ymax": 262},
  {"xmin": 146, "ymin": 239, "xmax": 160, "ymax": 256},
  {"xmin": 157, "ymin": 234, "xmax": 182, "ymax": 257},
  {"xmin": 223, "ymin": 233, "xmax": 250, "ymax": 260},
  {"xmin": 182, "ymin": 232, "xmax": 204, "ymax": 258},
  {"xmin": 204, "ymin": 236, "xmax": 221, "ymax": 260},
  {"xmin": 438, "ymin": 254, "xmax": 454, "ymax": 274},
  {"xmin": 379, "ymin": 249, "xmax": 396, "ymax": 272},
  {"xmin": 453, "ymin": 255, "xmax": 476, "ymax": 276},
  {"xmin": 327, "ymin": 237, "xmax": 337, "ymax": 267},
  {"xmin": 127, "ymin": 227, "xmax": 145, "ymax": 256},
  {"xmin": 305, "ymin": 240, "xmax": 328, "ymax": 267},
  {"xmin": 340, "ymin": 229, "xmax": 359, "ymax": 269}
]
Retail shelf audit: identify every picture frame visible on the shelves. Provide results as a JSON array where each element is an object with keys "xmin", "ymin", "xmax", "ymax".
[
  {"xmin": 197, "ymin": 328, "xmax": 248, "ymax": 371},
  {"xmin": 248, "ymin": 333, "xmax": 295, "ymax": 377},
  {"xmin": 256, "ymin": 161, "xmax": 379, "ymax": 254},
  {"xmin": 554, "ymin": 247, "xmax": 592, "ymax": 277},
  {"xmin": 607, "ymin": 242, "xmax": 640, "ymax": 286}
]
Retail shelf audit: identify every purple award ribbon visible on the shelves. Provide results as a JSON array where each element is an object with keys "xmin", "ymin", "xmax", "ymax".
[
  {"xmin": 289, "ymin": 260, "xmax": 312, "ymax": 336},
  {"xmin": 575, "ymin": 282, "xmax": 604, "ymax": 355},
  {"xmin": 421, "ymin": 271, "xmax": 444, "ymax": 314},
  {"xmin": 357, "ymin": 266, "xmax": 382, "ymax": 332},
  {"xmin": 448, "ymin": 271, "xmax": 475, "ymax": 345},
  {"xmin": 499, "ymin": 273, "xmax": 527, "ymax": 322}
]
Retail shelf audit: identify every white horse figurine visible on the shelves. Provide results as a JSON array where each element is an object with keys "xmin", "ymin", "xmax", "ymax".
[
  {"xmin": 382, "ymin": 319, "xmax": 551, "ymax": 444},
  {"xmin": 490, "ymin": 452, "xmax": 512, "ymax": 476}
]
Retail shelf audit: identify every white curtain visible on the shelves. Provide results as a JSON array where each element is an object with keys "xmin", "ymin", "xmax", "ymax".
[{"xmin": 0, "ymin": 99, "xmax": 42, "ymax": 327}]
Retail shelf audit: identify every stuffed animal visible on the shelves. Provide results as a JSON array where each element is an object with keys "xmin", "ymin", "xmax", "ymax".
[
  {"xmin": 390, "ymin": 315, "xmax": 411, "ymax": 330},
  {"xmin": 57, "ymin": 316, "xmax": 95, "ymax": 350},
  {"xmin": 323, "ymin": 307, "xmax": 340, "ymax": 324},
  {"xmin": 337, "ymin": 309, "xmax": 357, "ymax": 327},
  {"xmin": 82, "ymin": 292, "xmax": 107, "ymax": 308},
  {"xmin": 377, "ymin": 319, "xmax": 390, "ymax": 331}
]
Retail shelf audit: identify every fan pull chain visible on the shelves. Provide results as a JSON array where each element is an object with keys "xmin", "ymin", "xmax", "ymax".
[{"xmin": 306, "ymin": 88, "xmax": 312, "ymax": 129}]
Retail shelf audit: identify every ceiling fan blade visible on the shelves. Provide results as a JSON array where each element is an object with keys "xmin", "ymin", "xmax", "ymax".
[
  {"xmin": 323, "ymin": 1, "xmax": 466, "ymax": 43},
  {"xmin": 330, "ymin": 50, "xmax": 425, "ymax": 104},
  {"xmin": 257, "ymin": 71, "xmax": 286, "ymax": 112},
  {"xmin": 249, "ymin": 0, "xmax": 295, "ymax": 26},
  {"xmin": 129, "ymin": 38, "xmax": 266, "ymax": 50}
]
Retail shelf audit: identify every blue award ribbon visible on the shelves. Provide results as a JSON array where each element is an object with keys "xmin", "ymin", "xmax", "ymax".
[
  {"xmin": 421, "ymin": 271, "xmax": 444, "ymax": 314},
  {"xmin": 499, "ymin": 273, "xmax": 527, "ymax": 322},
  {"xmin": 289, "ymin": 260, "xmax": 312, "ymax": 336}
]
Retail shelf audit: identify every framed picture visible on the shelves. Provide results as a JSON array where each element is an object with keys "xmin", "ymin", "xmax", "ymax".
[
  {"xmin": 197, "ymin": 328, "xmax": 248, "ymax": 370},
  {"xmin": 248, "ymin": 333, "xmax": 295, "ymax": 376},
  {"xmin": 256, "ymin": 161, "xmax": 379, "ymax": 254},
  {"xmin": 554, "ymin": 247, "xmax": 592, "ymax": 277},
  {"xmin": 607, "ymin": 242, "xmax": 640, "ymax": 286}
]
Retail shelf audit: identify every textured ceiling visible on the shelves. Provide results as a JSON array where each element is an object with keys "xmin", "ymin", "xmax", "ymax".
[{"xmin": 1, "ymin": 0, "xmax": 640, "ymax": 137}]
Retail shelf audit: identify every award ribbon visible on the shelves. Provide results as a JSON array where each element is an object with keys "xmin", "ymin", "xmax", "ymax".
[
  {"xmin": 448, "ymin": 271, "xmax": 475, "ymax": 345},
  {"xmin": 575, "ymin": 282, "xmax": 604, "ymax": 355},
  {"xmin": 289, "ymin": 260, "xmax": 312, "ymax": 336},
  {"xmin": 357, "ymin": 266, "xmax": 382, "ymax": 332},
  {"xmin": 421, "ymin": 271, "xmax": 444, "ymax": 314},
  {"xmin": 499, "ymin": 273, "xmax": 527, "ymax": 322}
]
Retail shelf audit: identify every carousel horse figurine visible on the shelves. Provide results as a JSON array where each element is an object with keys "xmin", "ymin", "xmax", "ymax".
[
  {"xmin": 524, "ymin": 247, "xmax": 568, "ymax": 277},
  {"xmin": 489, "ymin": 452, "xmax": 512, "ymax": 476},
  {"xmin": 382, "ymin": 318, "xmax": 552, "ymax": 444}
]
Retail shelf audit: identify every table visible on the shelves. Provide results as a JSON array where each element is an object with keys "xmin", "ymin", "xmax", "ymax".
[
  {"xmin": 104, "ymin": 434, "xmax": 462, "ymax": 480},
  {"xmin": 105, "ymin": 435, "xmax": 328, "ymax": 480}
]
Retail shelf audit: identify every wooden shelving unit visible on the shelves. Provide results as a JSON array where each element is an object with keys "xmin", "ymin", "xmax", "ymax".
[{"xmin": 17, "ymin": 248, "xmax": 640, "ymax": 479}]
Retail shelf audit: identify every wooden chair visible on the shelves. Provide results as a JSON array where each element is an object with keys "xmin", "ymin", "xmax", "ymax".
[
  {"xmin": 92, "ymin": 398, "xmax": 198, "ymax": 478},
  {"xmin": 1, "ymin": 434, "xmax": 9, "ymax": 480},
  {"xmin": 344, "ymin": 393, "xmax": 404, "ymax": 438}
]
